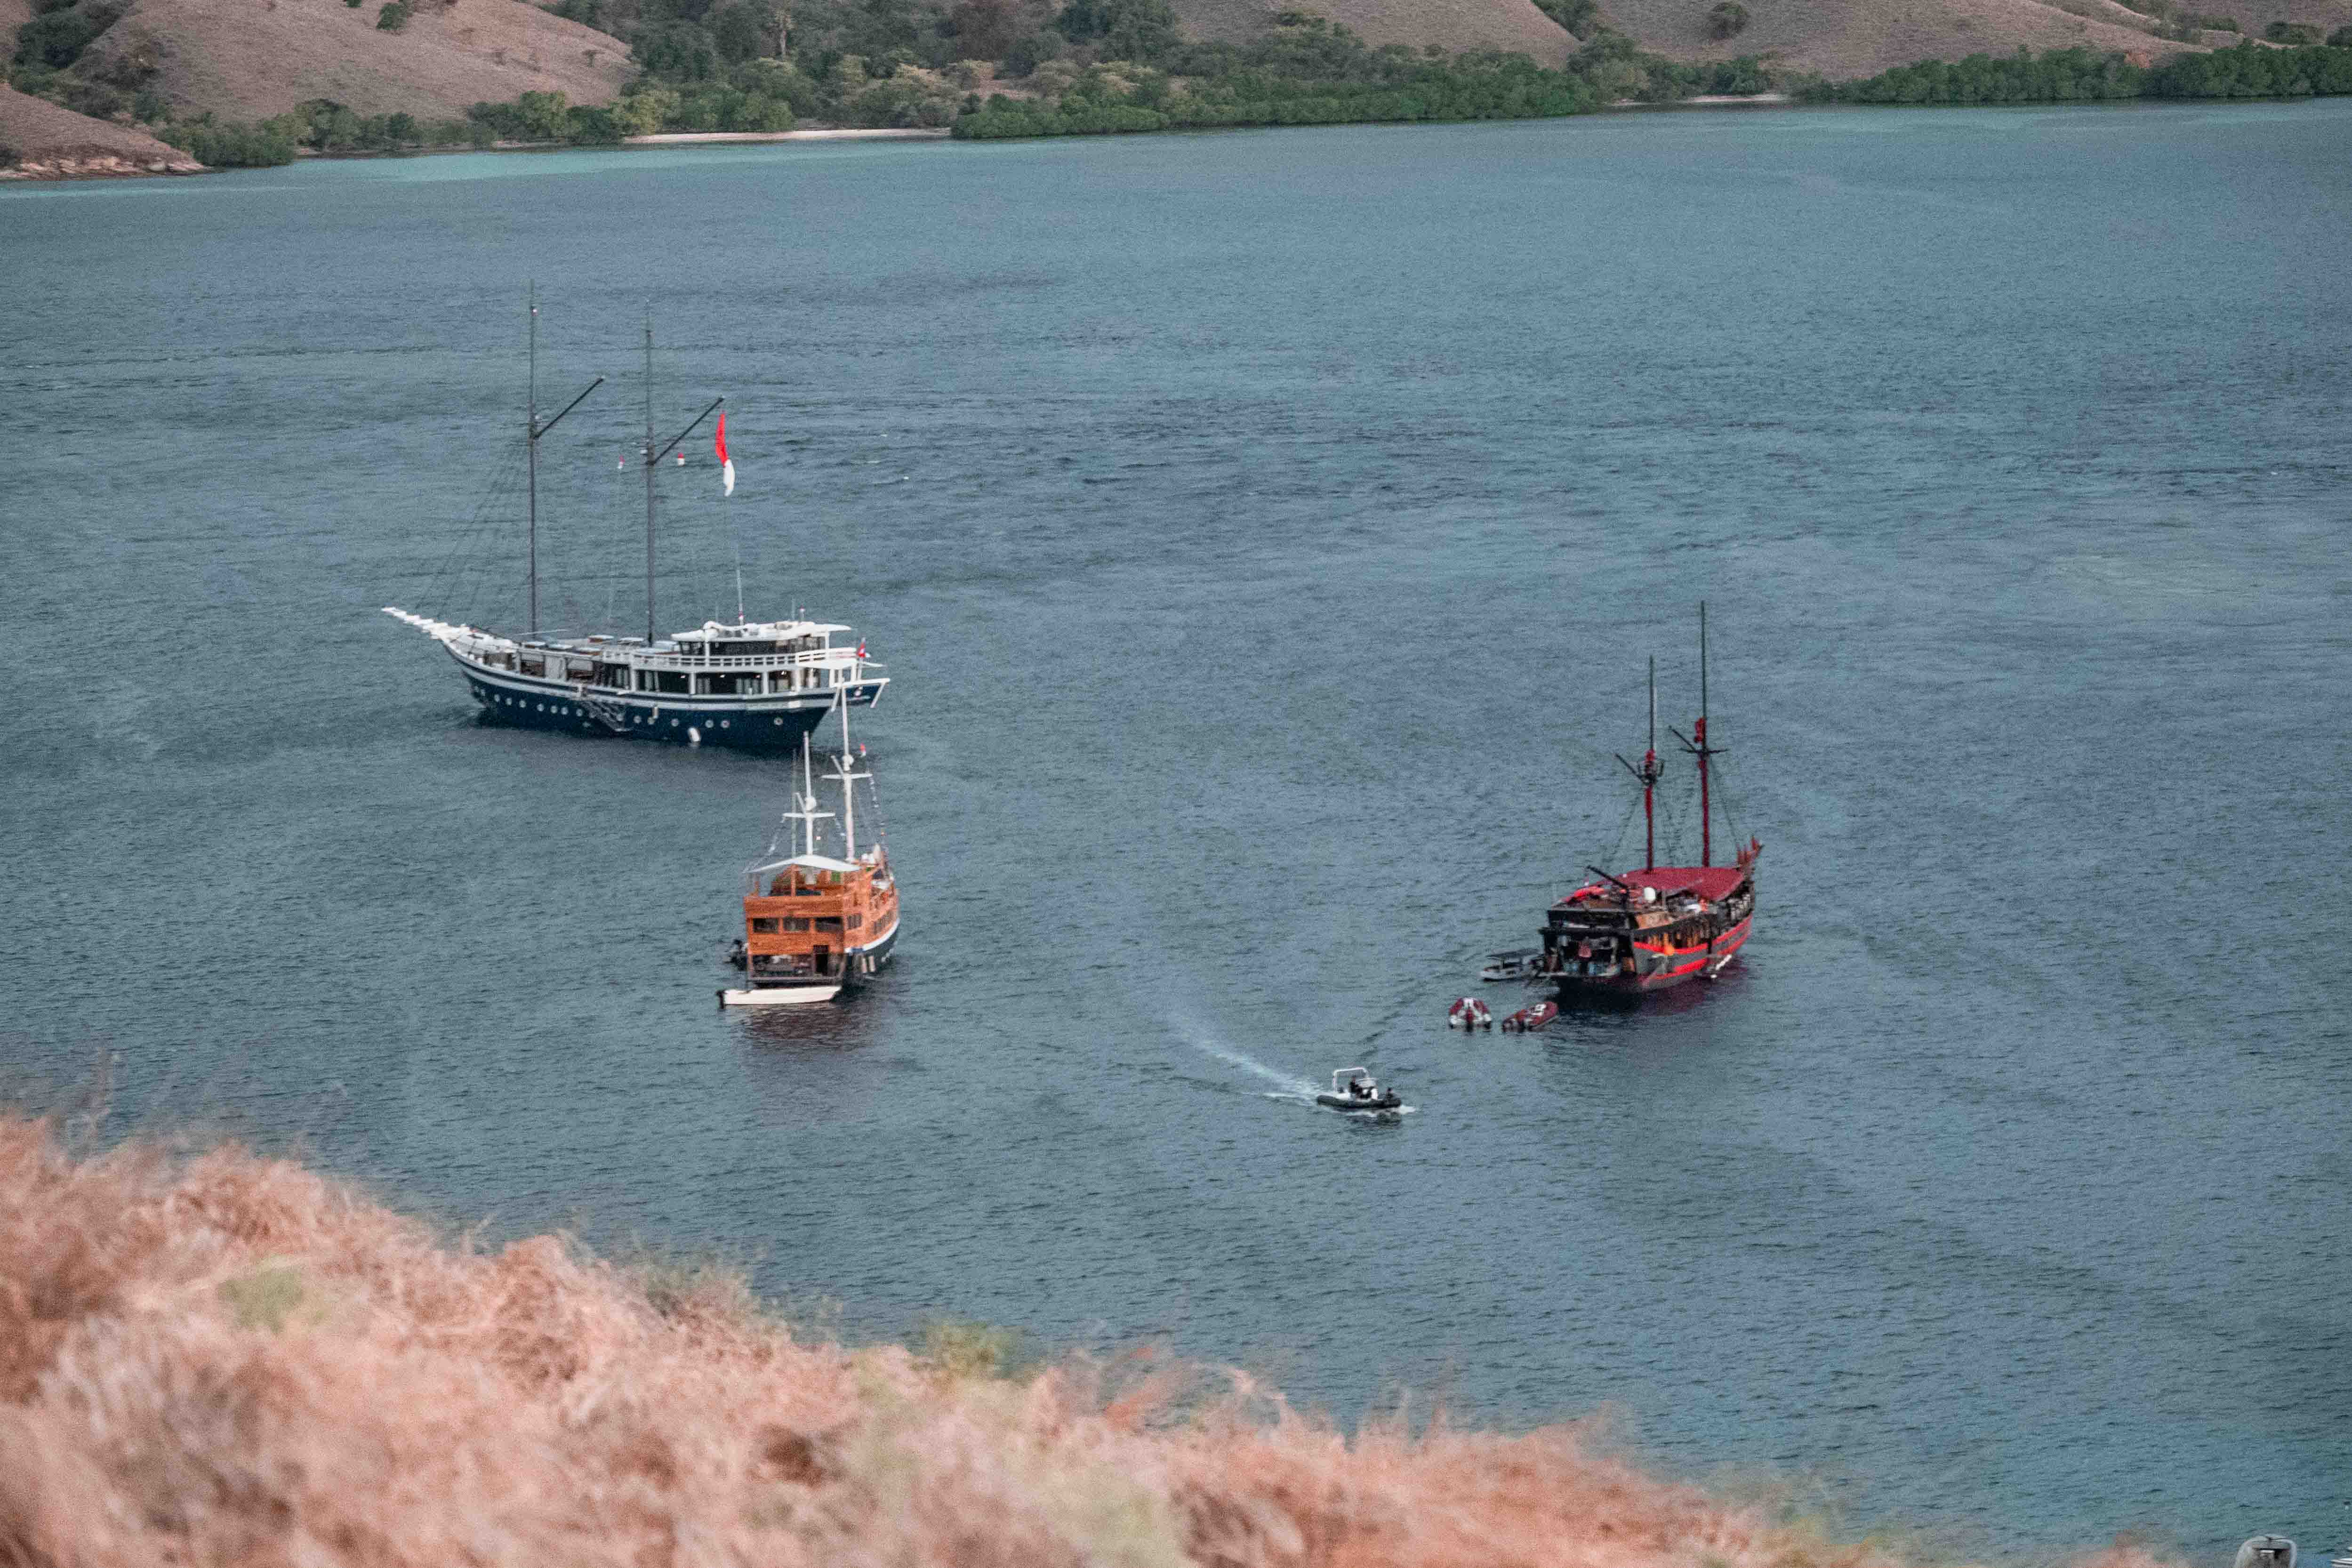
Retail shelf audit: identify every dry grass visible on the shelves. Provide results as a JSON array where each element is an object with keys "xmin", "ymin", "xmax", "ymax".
[
  {"xmin": 1587, "ymin": 0, "xmax": 2198, "ymax": 74},
  {"xmin": 1172, "ymin": 0, "xmax": 1578, "ymax": 64},
  {"xmin": 0, "ymin": 82, "xmax": 202, "ymax": 170},
  {"xmin": 71, "ymin": 0, "xmax": 634, "ymax": 123},
  {"xmin": 1179, "ymin": 0, "xmax": 2352, "ymax": 76},
  {"xmin": 0, "ymin": 1113, "xmax": 2182, "ymax": 1568}
]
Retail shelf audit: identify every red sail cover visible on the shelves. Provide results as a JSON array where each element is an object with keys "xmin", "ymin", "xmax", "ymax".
[{"xmin": 1613, "ymin": 867, "xmax": 1748, "ymax": 901}]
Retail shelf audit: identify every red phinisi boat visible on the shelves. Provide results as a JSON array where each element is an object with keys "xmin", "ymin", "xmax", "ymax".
[{"xmin": 1535, "ymin": 604, "xmax": 1761, "ymax": 997}]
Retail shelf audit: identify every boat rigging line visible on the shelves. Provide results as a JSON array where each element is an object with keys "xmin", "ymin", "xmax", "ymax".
[
  {"xmin": 1613, "ymin": 655, "xmax": 1665, "ymax": 870},
  {"xmin": 1669, "ymin": 600, "xmax": 1724, "ymax": 865},
  {"xmin": 636, "ymin": 313, "xmax": 725, "ymax": 644},
  {"xmin": 416, "ymin": 461, "xmax": 524, "ymax": 625},
  {"xmin": 524, "ymin": 281, "xmax": 604, "ymax": 637}
]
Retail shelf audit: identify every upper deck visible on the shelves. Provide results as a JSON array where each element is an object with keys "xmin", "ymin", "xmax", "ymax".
[{"xmin": 385, "ymin": 610, "xmax": 887, "ymax": 697}]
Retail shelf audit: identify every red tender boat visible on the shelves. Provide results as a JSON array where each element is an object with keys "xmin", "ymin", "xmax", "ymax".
[
  {"xmin": 1447, "ymin": 997, "xmax": 1493, "ymax": 1030},
  {"xmin": 1501, "ymin": 1000, "xmax": 1557, "ymax": 1032},
  {"xmin": 1535, "ymin": 605, "xmax": 1761, "ymax": 997}
]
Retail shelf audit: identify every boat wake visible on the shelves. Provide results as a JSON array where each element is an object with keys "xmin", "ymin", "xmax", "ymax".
[
  {"xmin": 1173, "ymin": 1025, "xmax": 1415, "ymax": 1115},
  {"xmin": 1176, "ymin": 1025, "xmax": 1319, "ymax": 1102}
]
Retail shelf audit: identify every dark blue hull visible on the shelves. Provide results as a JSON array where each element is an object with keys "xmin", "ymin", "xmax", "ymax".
[{"xmin": 459, "ymin": 664, "xmax": 881, "ymax": 755}]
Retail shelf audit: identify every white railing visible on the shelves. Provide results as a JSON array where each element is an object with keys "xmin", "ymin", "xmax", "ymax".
[{"xmin": 649, "ymin": 652, "xmax": 888, "ymax": 672}]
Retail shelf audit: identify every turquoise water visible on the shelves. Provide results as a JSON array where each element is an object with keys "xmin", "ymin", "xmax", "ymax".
[{"xmin": 5, "ymin": 101, "xmax": 2350, "ymax": 1558}]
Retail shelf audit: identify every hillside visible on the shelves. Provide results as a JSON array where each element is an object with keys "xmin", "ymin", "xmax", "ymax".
[
  {"xmin": 1173, "ymin": 0, "xmax": 1576, "ymax": 63},
  {"xmin": 1173, "ymin": 0, "xmax": 2352, "ymax": 79},
  {"xmin": 1594, "ymin": 0, "xmax": 2196, "ymax": 75},
  {"xmin": 0, "ymin": 1111, "xmax": 2186, "ymax": 1568},
  {"xmin": 56, "ymin": 0, "xmax": 632, "ymax": 123},
  {"xmin": 0, "ymin": 81, "xmax": 203, "ymax": 172}
]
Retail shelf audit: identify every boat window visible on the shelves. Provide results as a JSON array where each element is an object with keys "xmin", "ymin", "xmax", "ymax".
[
  {"xmin": 750, "ymin": 917, "xmax": 779, "ymax": 933},
  {"xmin": 815, "ymin": 917, "xmax": 843, "ymax": 932},
  {"xmin": 652, "ymin": 671, "xmax": 689, "ymax": 695},
  {"xmin": 518, "ymin": 657, "xmax": 546, "ymax": 677},
  {"xmin": 565, "ymin": 661, "xmax": 593, "ymax": 680},
  {"xmin": 594, "ymin": 663, "xmax": 628, "ymax": 687},
  {"xmin": 781, "ymin": 917, "xmax": 810, "ymax": 932}
]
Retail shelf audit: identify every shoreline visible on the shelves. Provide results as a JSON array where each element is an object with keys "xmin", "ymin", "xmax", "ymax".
[{"xmin": 624, "ymin": 127, "xmax": 951, "ymax": 144}]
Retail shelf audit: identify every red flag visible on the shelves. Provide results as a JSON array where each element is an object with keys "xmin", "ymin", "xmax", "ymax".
[{"xmin": 715, "ymin": 411, "xmax": 734, "ymax": 496}]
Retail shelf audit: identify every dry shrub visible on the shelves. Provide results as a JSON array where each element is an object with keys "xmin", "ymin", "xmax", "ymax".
[{"xmin": 0, "ymin": 1114, "xmax": 2177, "ymax": 1568}]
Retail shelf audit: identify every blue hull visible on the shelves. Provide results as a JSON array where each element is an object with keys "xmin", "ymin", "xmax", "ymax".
[{"xmin": 459, "ymin": 666, "xmax": 881, "ymax": 755}]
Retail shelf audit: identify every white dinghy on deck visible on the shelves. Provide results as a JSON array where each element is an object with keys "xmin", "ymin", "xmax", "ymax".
[{"xmin": 721, "ymin": 979, "xmax": 842, "ymax": 1007}]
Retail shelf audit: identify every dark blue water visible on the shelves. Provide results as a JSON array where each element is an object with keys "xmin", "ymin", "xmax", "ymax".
[{"xmin": 6, "ymin": 101, "xmax": 2349, "ymax": 1560}]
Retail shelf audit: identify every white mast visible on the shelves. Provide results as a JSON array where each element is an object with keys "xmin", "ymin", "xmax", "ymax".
[
  {"xmin": 826, "ymin": 694, "xmax": 869, "ymax": 862},
  {"xmin": 801, "ymin": 731, "xmax": 817, "ymax": 858},
  {"xmin": 775, "ymin": 730, "xmax": 832, "ymax": 860}
]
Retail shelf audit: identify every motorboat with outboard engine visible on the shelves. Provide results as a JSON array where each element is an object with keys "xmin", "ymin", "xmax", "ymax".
[
  {"xmin": 1501, "ymin": 1000, "xmax": 1557, "ymax": 1032},
  {"xmin": 1316, "ymin": 1068, "xmax": 1402, "ymax": 1113},
  {"xmin": 1447, "ymin": 997, "xmax": 1493, "ymax": 1030},
  {"xmin": 2237, "ymin": 1540, "xmax": 2297, "ymax": 1568}
]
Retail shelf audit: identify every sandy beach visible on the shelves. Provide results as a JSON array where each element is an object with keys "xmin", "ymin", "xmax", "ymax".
[{"xmin": 625, "ymin": 128, "xmax": 953, "ymax": 145}]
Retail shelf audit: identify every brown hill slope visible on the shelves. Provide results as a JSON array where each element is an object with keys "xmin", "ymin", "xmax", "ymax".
[
  {"xmin": 0, "ymin": 0, "xmax": 32, "ymax": 55},
  {"xmin": 72, "ymin": 0, "xmax": 632, "ymax": 121},
  {"xmin": 1594, "ymin": 0, "xmax": 2352, "ymax": 74},
  {"xmin": 1595, "ymin": 0, "xmax": 2198, "ymax": 74},
  {"xmin": 0, "ymin": 1113, "xmax": 2187, "ymax": 1568},
  {"xmin": 0, "ymin": 82, "xmax": 204, "ymax": 173},
  {"xmin": 1172, "ymin": 0, "xmax": 1577, "ymax": 63},
  {"xmin": 1179, "ymin": 0, "xmax": 2350, "ymax": 77}
]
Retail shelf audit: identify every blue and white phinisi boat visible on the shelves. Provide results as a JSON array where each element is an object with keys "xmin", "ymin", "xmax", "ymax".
[
  {"xmin": 382, "ymin": 609, "xmax": 885, "ymax": 754},
  {"xmin": 383, "ymin": 296, "xmax": 886, "ymax": 756}
]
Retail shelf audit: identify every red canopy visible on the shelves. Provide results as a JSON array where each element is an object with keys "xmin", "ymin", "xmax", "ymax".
[
  {"xmin": 1616, "ymin": 866, "xmax": 1748, "ymax": 901},
  {"xmin": 1555, "ymin": 866, "xmax": 1749, "ymax": 906}
]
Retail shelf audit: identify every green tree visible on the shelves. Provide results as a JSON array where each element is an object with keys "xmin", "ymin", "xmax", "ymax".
[
  {"xmin": 13, "ymin": 3, "xmax": 120, "ymax": 71},
  {"xmin": 1532, "ymin": 0, "xmax": 1598, "ymax": 38},
  {"xmin": 1000, "ymin": 30, "xmax": 1062, "ymax": 74},
  {"xmin": 1707, "ymin": 1, "xmax": 1748, "ymax": 39},
  {"xmin": 706, "ymin": 0, "xmax": 774, "ymax": 62},
  {"xmin": 1055, "ymin": 0, "xmax": 1180, "ymax": 64},
  {"xmin": 609, "ymin": 86, "xmax": 675, "ymax": 133},
  {"xmin": 635, "ymin": 21, "xmax": 720, "ymax": 77},
  {"xmin": 376, "ymin": 0, "xmax": 412, "ymax": 30},
  {"xmin": 160, "ymin": 114, "xmax": 300, "ymax": 165},
  {"xmin": 947, "ymin": 0, "xmax": 1018, "ymax": 59},
  {"xmin": 515, "ymin": 89, "xmax": 570, "ymax": 137}
]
